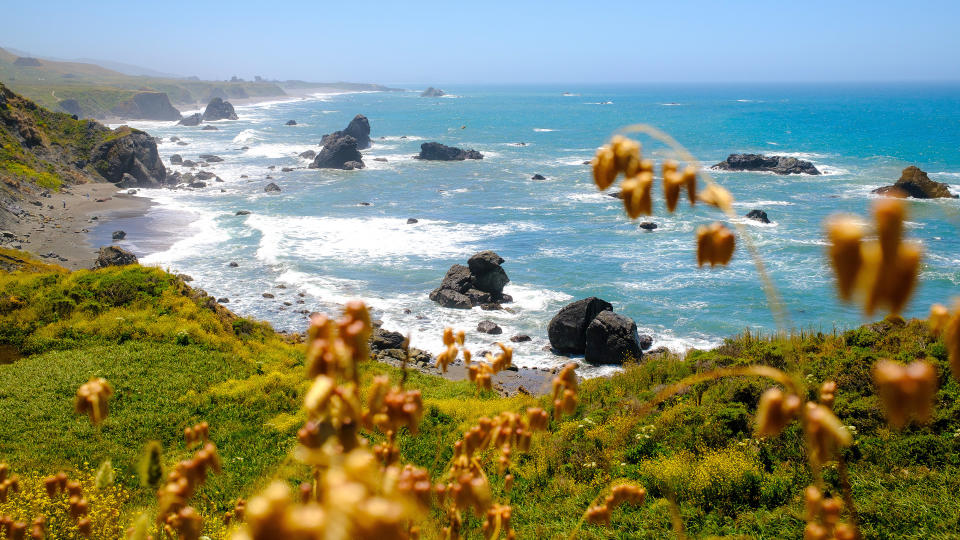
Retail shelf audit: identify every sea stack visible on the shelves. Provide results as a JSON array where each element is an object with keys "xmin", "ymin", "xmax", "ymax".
[
  {"xmin": 872, "ymin": 166, "xmax": 957, "ymax": 198},
  {"xmin": 202, "ymin": 97, "xmax": 238, "ymax": 121},
  {"xmin": 321, "ymin": 115, "xmax": 371, "ymax": 150}
]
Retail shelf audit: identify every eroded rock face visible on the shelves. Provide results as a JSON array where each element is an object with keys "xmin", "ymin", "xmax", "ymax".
[
  {"xmin": 309, "ymin": 134, "xmax": 364, "ymax": 170},
  {"xmin": 202, "ymin": 98, "xmax": 238, "ymax": 121},
  {"xmin": 872, "ymin": 166, "xmax": 957, "ymax": 199},
  {"xmin": 178, "ymin": 113, "xmax": 202, "ymax": 126},
  {"xmin": 111, "ymin": 92, "xmax": 181, "ymax": 121},
  {"xmin": 429, "ymin": 253, "xmax": 511, "ymax": 309},
  {"xmin": 93, "ymin": 245, "xmax": 138, "ymax": 269},
  {"xmin": 416, "ymin": 142, "xmax": 483, "ymax": 161},
  {"xmin": 547, "ymin": 297, "xmax": 613, "ymax": 354},
  {"xmin": 713, "ymin": 154, "xmax": 820, "ymax": 175},
  {"xmin": 91, "ymin": 130, "xmax": 168, "ymax": 188},
  {"xmin": 584, "ymin": 311, "xmax": 642, "ymax": 365},
  {"xmin": 321, "ymin": 115, "xmax": 371, "ymax": 150}
]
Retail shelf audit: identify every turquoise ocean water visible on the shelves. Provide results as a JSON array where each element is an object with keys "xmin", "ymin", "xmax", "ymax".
[{"xmin": 99, "ymin": 84, "xmax": 960, "ymax": 375}]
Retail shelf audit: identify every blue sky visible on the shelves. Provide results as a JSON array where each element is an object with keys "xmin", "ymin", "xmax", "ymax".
[{"xmin": 4, "ymin": 0, "xmax": 960, "ymax": 84}]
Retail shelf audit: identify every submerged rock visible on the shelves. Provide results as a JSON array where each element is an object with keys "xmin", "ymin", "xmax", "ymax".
[
  {"xmin": 531, "ymin": 174, "xmax": 546, "ymax": 180},
  {"xmin": 417, "ymin": 142, "xmax": 483, "ymax": 161},
  {"xmin": 745, "ymin": 209, "xmax": 771, "ymax": 223},
  {"xmin": 547, "ymin": 297, "xmax": 613, "ymax": 354},
  {"xmin": 286, "ymin": 119, "xmax": 297, "ymax": 126},
  {"xmin": 264, "ymin": 182, "xmax": 281, "ymax": 193},
  {"xmin": 872, "ymin": 166, "xmax": 957, "ymax": 199},
  {"xmin": 713, "ymin": 154, "xmax": 820, "ymax": 175},
  {"xmin": 178, "ymin": 113, "xmax": 202, "ymax": 126}
]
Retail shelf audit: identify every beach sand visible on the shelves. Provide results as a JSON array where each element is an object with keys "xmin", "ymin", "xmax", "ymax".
[{"xmin": 1, "ymin": 183, "xmax": 154, "ymax": 270}]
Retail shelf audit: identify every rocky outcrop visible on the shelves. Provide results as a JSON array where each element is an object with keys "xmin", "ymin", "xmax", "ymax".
[
  {"xmin": 477, "ymin": 321, "xmax": 502, "ymax": 334},
  {"xmin": 321, "ymin": 115, "xmax": 371, "ymax": 150},
  {"xmin": 202, "ymin": 97, "xmax": 238, "ymax": 121},
  {"xmin": 416, "ymin": 142, "xmax": 483, "ymax": 161},
  {"xmin": 429, "ymin": 251, "xmax": 512, "ymax": 309},
  {"xmin": 112, "ymin": 230, "xmax": 126, "ymax": 240},
  {"xmin": 745, "ymin": 209, "xmax": 770, "ymax": 223},
  {"xmin": 93, "ymin": 245, "xmax": 138, "ymax": 268},
  {"xmin": 265, "ymin": 182, "xmax": 281, "ymax": 193},
  {"xmin": 309, "ymin": 134, "xmax": 364, "ymax": 170},
  {"xmin": 286, "ymin": 120, "xmax": 297, "ymax": 126},
  {"xmin": 111, "ymin": 92, "xmax": 181, "ymax": 121},
  {"xmin": 547, "ymin": 297, "xmax": 613, "ymax": 353},
  {"xmin": 584, "ymin": 311, "xmax": 642, "ymax": 365},
  {"xmin": 872, "ymin": 166, "xmax": 957, "ymax": 199},
  {"xmin": 299, "ymin": 150, "xmax": 316, "ymax": 159},
  {"xmin": 170, "ymin": 154, "xmax": 183, "ymax": 165},
  {"xmin": 90, "ymin": 129, "xmax": 168, "ymax": 188},
  {"xmin": 713, "ymin": 154, "xmax": 820, "ymax": 175},
  {"xmin": 178, "ymin": 113, "xmax": 202, "ymax": 126},
  {"xmin": 421, "ymin": 87, "xmax": 445, "ymax": 97}
]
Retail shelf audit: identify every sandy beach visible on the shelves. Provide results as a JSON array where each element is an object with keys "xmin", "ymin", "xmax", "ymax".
[{"xmin": 0, "ymin": 183, "xmax": 153, "ymax": 270}]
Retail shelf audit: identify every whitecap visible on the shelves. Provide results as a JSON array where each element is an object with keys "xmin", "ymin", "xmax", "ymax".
[{"xmin": 533, "ymin": 128, "xmax": 556, "ymax": 132}]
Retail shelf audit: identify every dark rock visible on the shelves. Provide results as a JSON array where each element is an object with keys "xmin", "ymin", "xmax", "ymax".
[
  {"xmin": 110, "ymin": 92, "xmax": 181, "ymax": 121},
  {"xmin": 200, "ymin": 154, "xmax": 223, "ymax": 162},
  {"xmin": 170, "ymin": 154, "xmax": 183, "ymax": 165},
  {"xmin": 182, "ymin": 160, "xmax": 198, "ymax": 167},
  {"xmin": 228, "ymin": 262, "xmax": 239, "ymax": 267},
  {"xmin": 321, "ymin": 114, "xmax": 371, "ymax": 150},
  {"xmin": 93, "ymin": 246, "xmax": 138, "ymax": 269},
  {"xmin": 406, "ymin": 218, "xmax": 418, "ymax": 224},
  {"xmin": 374, "ymin": 157, "xmax": 388, "ymax": 162},
  {"xmin": 638, "ymin": 334, "xmax": 654, "ymax": 351},
  {"xmin": 218, "ymin": 297, "xmax": 229, "ymax": 303},
  {"xmin": 201, "ymin": 125, "xmax": 219, "ymax": 131},
  {"xmin": 265, "ymin": 182, "xmax": 281, "ymax": 193},
  {"xmin": 188, "ymin": 181, "xmax": 207, "ymax": 189},
  {"xmin": 111, "ymin": 230, "xmax": 126, "ymax": 240},
  {"xmin": 468, "ymin": 251, "xmax": 509, "ymax": 295},
  {"xmin": 309, "ymin": 134, "xmax": 364, "ymax": 170},
  {"xmin": 91, "ymin": 129, "xmax": 168, "ymax": 187},
  {"xmin": 584, "ymin": 311, "xmax": 642, "ymax": 365},
  {"xmin": 872, "ymin": 166, "xmax": 957, "ymax": 199},
  {"xmin": 299, "ymin": 150, "xmax": 316, "ymax": 159},
  {"xmin": 170, "ymin": 136, "xmax": 180, "ymax": 142},
  {"xmin": 281, "ymin": 167, "xmax": 294, "ymax": 172},
  {"xmin": 262, "ymin": 293, "xmax": 274, "ymax": 299},
  {"xmin": 480, "ymin": 303, "xmax": 502, "ymax": 311},
  {"xmin": 438, "ymin": 264, "xmax": 473, "ymax": 293},
  {"xmin": 177, "ymin": 141, "xmax": 189, "ymax": 146},
  {"xmin": 371, "ymin": 328, "xmax": 406, "ymax": 351},
  {"xmin": 421, "ymin": 87, "xmax": 445, "ymax": 97},
  {"xmin": 531, "ymin": 174, "xmax": 546, "ymax": 180},
  {"xmin": 465, "ymin": 288, "xmax": 493, "ymax": 305},
  {"xmin": 202, "ymin": 97, "xmax": 238, "ymax": 121},
  {"xmin": 745, "ymin": 209, "xmax": 771, "ymax": 223},
  {"xmin": 510, "ymin": 334, "xmax": 532, "ymax": 343},
  {"xmin": 416, "ymin": 142, "xmax": 482, "ymax": 161},
  {"xmin": 286, "ymin": 120, "xmax": 297, "ymax": 126},
  {"xmin": 477, "ymin": 321, "xmax": 502, "ymax": 334},
  {"xmin": 712, "ymin": 154, "xmax": 820, "ymax": 175},
  {"xmin": 178, "ymin": 113, "xmax": 202, "ymax": 126},
  {"xmin": 195, "ymin": 170, "xmax": 215, "ymax": 180},
  {"xmin": 429, "ymin": 287, "xmax": 473, "ymax": 309},
  {"xmin": 638, "ymin": 222, "xmax": 657, "ymax": 230},
  {"xmin": 547, "ymin": 297, "xmax": 614, "ymax": 353},
  {"xmin": 343, "ymin": 161, "xmax": 364, "ymax": 170}
]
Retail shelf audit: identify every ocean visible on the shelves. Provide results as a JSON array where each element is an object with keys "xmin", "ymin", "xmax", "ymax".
[{"xmin": 100, "ymin": 84, "xmax": 960, "ymax": 376}]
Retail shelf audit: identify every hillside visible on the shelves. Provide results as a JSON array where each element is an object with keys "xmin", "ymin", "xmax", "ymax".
[
  {"xmin": 0, "ymin": 47, "xmax": 398, "ymax": 120},
  {"xmin": 0, "ymin": 82, "xmax": 169, "ymax": 228},
  {"xmin": 0, "ymin": 252, "xmax": 956, "ymax": 538}
]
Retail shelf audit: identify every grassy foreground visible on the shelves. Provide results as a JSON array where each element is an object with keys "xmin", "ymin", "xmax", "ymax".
[{"xmin": 0, "ymin": 253, "xmax": 958, "ymax": 538}]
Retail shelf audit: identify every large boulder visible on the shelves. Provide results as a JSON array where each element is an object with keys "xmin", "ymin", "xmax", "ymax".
[
  {"xmin": 90, "ymin": 130, "xmax": 168, "ymax": 188},
  {"xmin": 429, "ymin": 253, "xmax": 511, "ymax": 309},
  {"xmin": 93, "ymin": 246, "xmax": 138, "ymax": 269},
  {"xmin": 321, "ymin": 114, "xmax": 371, "ymax": 150},
  {"xmin": 713, "ymin": 154, "xmax": 820, "ymax": 175},
  {"xmin": 371, "ymin": 327, "xmax": 406, "ymax": 352},
  {"xmin": 178, "ymin": 113, "xmax": 202, "ymax": 126},
  {"xmin": 584, "ymin": 311, "xmax": 642, "ymax": 365},
  {"xmin": 468, "ymin": 251, "xmax": 509, "ymax": 295},
  {"xmin": 416, "ymin": 142, "xmax": 483, "ymax": 161},
  {"xmin": 745, "ymin": 209, "xmax": 770, "ymax": 223},
  {"xmin": 202, "ymin": 97, "xmax": 238, "ymax": 121},
  {"xmin": 111, "ymin": 92, "xmax": 181, "ymax": 121},
  {"xmin": 872, "ymin": 166, "xmax": 957, "ymax": 199},
  {"xmin": 309, "ymin": 134, "xmax": 364, "ymax": 170},
  {"xmin": 547, "ymin": 297, "xmax": 613, "ymax": 354},
  {"xmin": 421, "ymin": 87, "xmax": 446, "ymax": 97}
]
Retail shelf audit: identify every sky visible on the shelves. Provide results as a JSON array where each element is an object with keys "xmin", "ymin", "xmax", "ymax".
[{"xmin": 4, "ymin": 0, "xmax": 960, "ymax": 85}]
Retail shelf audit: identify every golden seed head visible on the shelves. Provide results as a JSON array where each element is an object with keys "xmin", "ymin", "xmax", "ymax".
[
  {"xmin": 696, "ymin": 222, "xmax": 735, "ymax": 267},
  {"xmin": 592, "ymin": 146, "xmax": 617, "ymax": 191},
  {"xmin": 826, "ymin": 215, "xmax": 865, "ymax": 301},
  {"xmin": 929, "ymin": 303, "xmax": 950, "ymax": 335},
  {"xmin": 873, "ymin": 359, "xmax": 938, "ymax": 429},
  {"xmin": 697, "ymin": 183, "xmax": 734, "ymax": 211}
]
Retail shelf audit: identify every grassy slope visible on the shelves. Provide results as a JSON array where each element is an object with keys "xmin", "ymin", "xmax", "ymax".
[{"xmin": 0, "ymin": 255, "xmax": 957, "ymax": 538}]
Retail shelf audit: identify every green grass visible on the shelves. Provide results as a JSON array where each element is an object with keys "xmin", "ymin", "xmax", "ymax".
[{"xmin": 0, "ymin": 257, "xmax": 958, "ymax": 537}]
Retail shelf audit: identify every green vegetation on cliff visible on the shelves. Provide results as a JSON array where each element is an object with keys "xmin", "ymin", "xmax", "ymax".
[{"xmin": 0, "ymin": 253, "xmax": 957, "ymax": 537}]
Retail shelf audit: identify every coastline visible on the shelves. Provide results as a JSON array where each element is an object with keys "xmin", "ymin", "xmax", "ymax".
[{"xmin": 0, "ymin": 183, "xmax": 153, "ymax": 270}]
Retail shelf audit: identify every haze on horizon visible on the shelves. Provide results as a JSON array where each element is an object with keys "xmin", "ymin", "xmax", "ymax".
[{"xmin": 5, "ymin": 0, "xmax": 960, "ymax": 85}]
